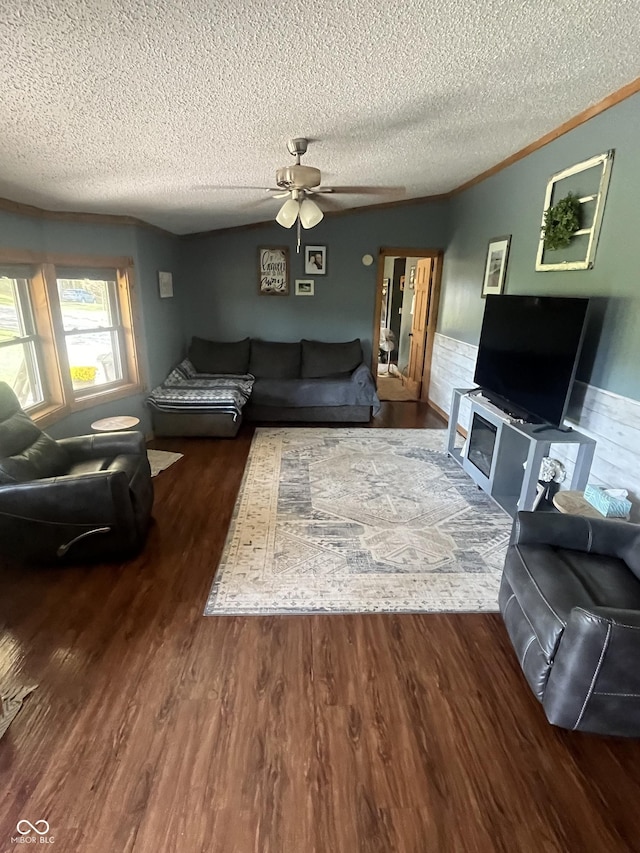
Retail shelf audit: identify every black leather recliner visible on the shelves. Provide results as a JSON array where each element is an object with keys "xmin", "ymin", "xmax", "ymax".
[
  {"xmin": 500, "ymin": 511, "xmax": 640, "ymax": 737},
  {"xmin": 0, "ymin": 382, "xmax": 153, "ymax": 564}
]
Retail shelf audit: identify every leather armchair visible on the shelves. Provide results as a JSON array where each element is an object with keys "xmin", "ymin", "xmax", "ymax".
[
  {"xmin": 500, "ymin": 510, "xmax": 640, "ymax": 737},
  {"xmin": 0, "ymin": 382, "xmax": 153, "ymax": 564}
]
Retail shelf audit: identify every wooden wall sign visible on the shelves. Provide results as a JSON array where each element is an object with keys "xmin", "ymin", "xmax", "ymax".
[{"xmin": 258, "ymin": 247, "xmax": 289, "ymax": 295}]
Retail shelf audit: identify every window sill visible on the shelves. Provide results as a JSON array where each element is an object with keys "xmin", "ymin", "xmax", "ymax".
[
  {"xmin": 31, "ymin": 383, "xmax": 145, "ymax": 428},
  {"xmin": 69, "ymin": 383, "xmax": 145, "ymax": 413},
  {"xmin": 30, "ymin": 402, "xmax": 68, "ymax": 429}
]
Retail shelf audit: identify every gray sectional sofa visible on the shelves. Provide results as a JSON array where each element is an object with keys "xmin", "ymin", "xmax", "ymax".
[{"xmin": 150, "ymin": 336, "xmax": 380, "ymax": 437}]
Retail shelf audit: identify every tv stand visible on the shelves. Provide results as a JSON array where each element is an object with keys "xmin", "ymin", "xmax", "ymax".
[
  {"xmin": 447, "ymin": 388, "xmax": 596, "ymax": 518},
  {"xmin": 531, "ymin": 424, "xmax": 573, "ymax": 434}
]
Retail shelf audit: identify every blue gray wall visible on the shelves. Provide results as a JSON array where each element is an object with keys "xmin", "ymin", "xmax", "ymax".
[
  {"xmin": 180, "ymin": 201, "xmax": 449, "ymax": 363},
  {"xmin": 0, "ymin": 210, "xmax": 182, "ymax": 435},
  {"xmin": 438, "ymin": 92, "xmax": 640, "ymax": 402},
  {"xmin": 134, "ymin": 226, "xmax": 186, "ymax": 388}
]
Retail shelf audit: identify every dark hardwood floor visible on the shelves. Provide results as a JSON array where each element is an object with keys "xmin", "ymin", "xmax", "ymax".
[{"xmin": 2, "ymin": 401, "xmax": 640, "ymax": 852}]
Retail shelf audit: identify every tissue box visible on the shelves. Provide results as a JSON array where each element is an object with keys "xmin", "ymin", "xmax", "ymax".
[{"xmin": 584, "ymin": 485, "xmax": 632, "ymax": 518}]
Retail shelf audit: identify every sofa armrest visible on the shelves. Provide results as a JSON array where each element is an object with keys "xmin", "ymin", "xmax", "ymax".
[
  {"xmin": 58, "ymin": 430, "xmax": 147, "ymax": 461},
  {"xmin": 512, "ymin": 511, "xmax": 591, "ymax": 548},
  {"xmin": 350, "ymin": 362, "xmax": 374, "ymax": 387},
  {"xmin": 512, "ymin": 511, "xmax": 640, "ymax": 570},
  {"xmin": 543, "ymin": 604, "xmax": 640, "ymax": 734},
  {"xmin": 0, "ymin": 470, "xmax": 130, "ymax": 525},
  {"xmin": 585, "ymin": 606, "xmax": 640, "ymax": 630}
]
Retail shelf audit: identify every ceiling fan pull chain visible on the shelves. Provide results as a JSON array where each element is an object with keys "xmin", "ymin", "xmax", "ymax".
[{"xmin": 297, "ymin": 218, "xmax": 301, "ymax": 253}]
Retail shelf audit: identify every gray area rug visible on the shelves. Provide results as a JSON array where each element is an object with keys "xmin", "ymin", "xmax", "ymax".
[{"xmin": 205, "ymin": 428, "xmax": 512, "ymax": 615}]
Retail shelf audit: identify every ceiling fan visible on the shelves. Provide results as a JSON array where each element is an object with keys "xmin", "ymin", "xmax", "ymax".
[
  {"xmin": 197, "ymin": 137, "xmax": 404, "ymax": 250},
  {"xmin": 264, "ymin": 137, "xmax": 405, "ymax": 250},
  {"xmin": 269, "ymin": 137, "xmax": 330, "ymax": 233}
]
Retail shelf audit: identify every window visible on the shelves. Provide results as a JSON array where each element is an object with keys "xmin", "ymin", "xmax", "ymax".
[
  {"xmin": 0, "ymin": 267, "xmax": 45, "ymax": 409},
  {"xmin": 0, "ymin": 252, "xmax": 143, "ymax": 424},
  {"xmin": 56, "ymin": 270, "xmax": 125, "ymax": 396}
]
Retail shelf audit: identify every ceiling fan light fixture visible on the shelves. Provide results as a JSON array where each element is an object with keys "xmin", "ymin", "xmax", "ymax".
[
  {"xmin": 276, "ymin": 197, "xmax": 300, "ymax": 228},
  {"xmin": 299, "ymin": 198, "xmax": 324, "ymax": 229}
]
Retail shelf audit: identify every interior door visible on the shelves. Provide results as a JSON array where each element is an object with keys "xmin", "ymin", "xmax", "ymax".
[{"xmin": 404, "ymin": 258, "xmax": 432, "ymax": 397}]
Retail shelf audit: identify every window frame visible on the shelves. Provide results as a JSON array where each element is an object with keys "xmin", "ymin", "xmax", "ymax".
[
  {"xmin": 0, "ymin": 271, "xmax": 46, "ymax": 408},
  {"xmin": 0, "ymin": 249, "xmax": 146, "ymax": 426},
  {"xmin": 56, "ymin": 271, "xmax": 128, "ymax": 400}
]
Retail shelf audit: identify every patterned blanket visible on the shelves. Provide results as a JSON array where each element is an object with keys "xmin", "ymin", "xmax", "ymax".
[{"xmin": 147, "ymin": 359, "xmax": 254, "ymax": 420}]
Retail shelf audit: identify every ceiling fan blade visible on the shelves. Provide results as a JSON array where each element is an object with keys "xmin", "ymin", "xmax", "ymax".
[
  {"xmin": 328, "ymin": 186, "xmax": 406, "ymax": 195},
  {"xmin": 193, "ymin": 185, "xmax": 273, "ymax": 191},
  {"xmin": 242, "ymin": 195, "xmax": 277, "ymax": 208},
  {"xmin": 313, "ymin": 194, "xmax": 343, "ymax": 212}
]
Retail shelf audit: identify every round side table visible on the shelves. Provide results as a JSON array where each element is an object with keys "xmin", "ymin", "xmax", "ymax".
[
  {"xmin": 553, "ymin": 490, "xmax": 604, "ymax": 518},
  {"xmin": 91, "ymin": 415, "xmax": 140, "ymax": 432}
]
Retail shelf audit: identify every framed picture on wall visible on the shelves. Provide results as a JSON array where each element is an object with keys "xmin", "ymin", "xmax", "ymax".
[
  {"xmin": 481, "ymin": 235, "xmax": 511, "ymax": 297},
  {"xmin": 295, "ymin": 279, "xmax": 314, "ymax": 296},
  {"xmin": 258, "ymin": 247, "xmax": 289, "ymax": 295},
  {"xmin": 304, "ymin": 245, "xmax": 327, "ymax": 275},
  {"xmin": 158, "ymin": 271, "xmax": 173, "ymax": 298}
]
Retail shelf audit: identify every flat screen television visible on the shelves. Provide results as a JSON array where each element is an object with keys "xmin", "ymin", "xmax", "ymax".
[{"xmin": 473, "ymin": 295, "xmax": 589, "ymax": 427}]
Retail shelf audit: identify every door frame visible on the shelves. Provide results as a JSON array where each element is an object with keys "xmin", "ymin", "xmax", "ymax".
[{"xmin": 371, "ymin": 247, "xmax": 444, "ymax": 402}]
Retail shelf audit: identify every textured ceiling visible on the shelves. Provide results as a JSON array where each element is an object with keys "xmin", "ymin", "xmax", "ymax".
[{"xmin": 0, "ymin": 0, "xmax": 638, "ymax": 234}]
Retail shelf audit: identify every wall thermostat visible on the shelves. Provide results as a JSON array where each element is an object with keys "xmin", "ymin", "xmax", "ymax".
[{"xmin": 361, "ymin": 254, "xmax": 374, "ymax": 266}]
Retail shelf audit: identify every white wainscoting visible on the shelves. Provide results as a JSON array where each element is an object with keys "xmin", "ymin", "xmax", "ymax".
[
  {"xmin": 429, "ymin": 334, "xmax": 478, "ymax": 431},
  {"xmin": 430, "ymin": 332, "xmax": 640, "ymax": 519}
]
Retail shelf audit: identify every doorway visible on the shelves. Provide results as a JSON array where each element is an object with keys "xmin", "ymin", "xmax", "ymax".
[{"xmin": 372, "ymin": 247, "xmax": 443, "ymax": 403}]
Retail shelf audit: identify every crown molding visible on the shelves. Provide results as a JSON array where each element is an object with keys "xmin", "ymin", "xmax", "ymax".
[
  {"xmin": 450, "ymin": 75, "xmax": 640, "ymax": 197},
  {"xmin": 0, "ymin": 195, "xmax": 172, "ymax": 234}
]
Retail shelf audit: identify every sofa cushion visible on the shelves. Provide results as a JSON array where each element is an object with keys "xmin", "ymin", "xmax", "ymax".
[
  {"xmin": 0, "ymin": 432, "xmax": 70, "ymax": 484},
  {"xmin": 0, "ymin": 409, "xmax": 43, "ymax": 457},
  {"xmin": 250, "ymin": 340, "xmax": 301, "ymax": 379},
  {"xmin": 301, "ymin": 339, "xmax": 363, "ymax": 378},
  {"xmin": 188, "ymin": 337, "xmax": 250, "ymax": 375},
  {"xmin": 251, "ymin": 375, "xmax": 375, "ymax": 408},
  {"xmin": 67, "ymin": 458, "xmax": 112, "ymax": 475}
]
